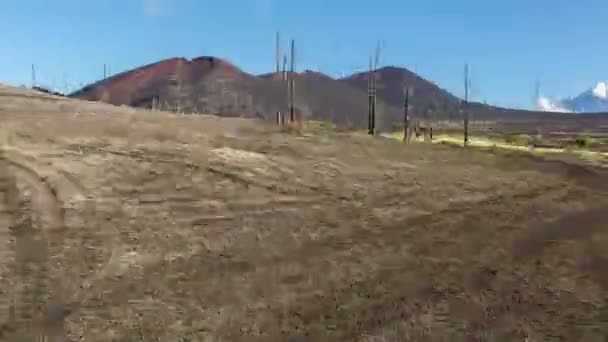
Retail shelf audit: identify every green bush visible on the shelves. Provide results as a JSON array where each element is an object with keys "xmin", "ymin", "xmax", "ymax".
[
  {"xmin": 391, "ymin": 122, "xmax": 404, "ymax": 132},
  {"xmin": 505, "ymin": 134, "xmax": 532, "ymax": 146},
  {"xmin": 574, "ymin": 135, "xmax": 592, "ymax": 148},
  {"xmin": 305, "ymin": 120, "xmax": 335, "ymax": 132}
]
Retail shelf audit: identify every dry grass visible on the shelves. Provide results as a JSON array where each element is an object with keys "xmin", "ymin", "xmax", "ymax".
[
  {"xmin": 282, "ymin": 119, "xmax": 305, "ymax": 136},
  {"xmin": 0, "ymin": 85, "xmax": 607, "ymax": 341}
]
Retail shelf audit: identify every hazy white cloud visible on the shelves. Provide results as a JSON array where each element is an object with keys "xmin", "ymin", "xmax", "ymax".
[
  {"xmin": 535, "ymin": 96, "xmax": 571, "ymax": 113},
  {"xmin": 144, "ymin": 0, "xmax": 176, "ymax": 16}
]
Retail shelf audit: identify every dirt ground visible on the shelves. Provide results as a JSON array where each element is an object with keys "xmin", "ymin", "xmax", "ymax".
[{"xmin": 0, "ymin": 85, "xmax": 607, "ymax": 341}]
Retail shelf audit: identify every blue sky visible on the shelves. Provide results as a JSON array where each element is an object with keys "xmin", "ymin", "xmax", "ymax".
[{"xmin": 1, "ymin": 0, "xmax": 607, "ymax": 109}]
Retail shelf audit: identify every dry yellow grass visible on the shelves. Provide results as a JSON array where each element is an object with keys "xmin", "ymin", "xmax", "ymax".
[{"xmin": 0, "ymin": 85, "xmax": 607, "ymax": 341}]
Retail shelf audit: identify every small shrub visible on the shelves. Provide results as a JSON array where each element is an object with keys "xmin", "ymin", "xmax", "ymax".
[
  {"xmin": 317, "ymin": 121, "xmax": 334, "ymax": 130},
  {"xmin": 574, "ymin": 135, "xmax": 592, "ymax": 148},
  {"xmin": 391, "ymin": 122, "xmax": 404, "ymax": 132},
  {"xmin": 283, "ymin": 119, "xmax": 304, "ymax": 136},
  {"xmin": 335, "ymin": 123, "xmax": 358, "ymax": 132},
  {"xmin": 304, "ymin": 120, "xmax": 334, "ymax": 131},
  {"xmin": 505, "ymin": 134, "xmax": 532, "ymax": 146}
]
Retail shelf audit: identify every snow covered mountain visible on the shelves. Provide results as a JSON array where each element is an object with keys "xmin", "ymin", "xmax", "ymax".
[{"xmin": 536, "ymin": 81, "xmax": 608, "ymax": 113}]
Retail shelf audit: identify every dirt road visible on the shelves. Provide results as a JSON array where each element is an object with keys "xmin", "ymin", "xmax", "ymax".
[{"xmin": 0, "ymin": 85, "xmax": 607, "ymax": 341}]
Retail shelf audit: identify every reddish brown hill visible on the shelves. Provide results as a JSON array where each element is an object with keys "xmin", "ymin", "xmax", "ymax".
[
  {"xmin": 258, "ymin": 70, "xmax": 334, "ymax": 81},
  {"xmin": 71, "ymin": 57, "xmax": 247, "ymax": 110},
  {"xmin": 258, "ymin": 71, "xmax": 287, "ymax": 81},
  {"xmin": 70, "ymin": 57, "xmax": 399, "ymax": 128},
  {"xmin": 71, "ymin": 57, "xmax": 608, "ymax": 131}
]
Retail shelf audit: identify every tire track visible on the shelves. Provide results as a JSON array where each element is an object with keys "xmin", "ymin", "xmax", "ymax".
[
  {"xmin": 8, "ymin": 162, "xmax": 65, "ymax": 231},
  {"xmin": 4, "ymin": 147, "xmax": 87, "ymax": 204},
  {"xmin": 0, "ymin": 157, "xmax": 52, "ymax": 340},
  {"xmin": 0, "ymin": 158, "xmax": 19, "ymax": 339},
  {"xmin": 163, "ymin": 183, "xmax": 585, "ymax": 340},
  {"xmin": 0, "ymin": 150, "xmax": 88, "ymax": 340}
]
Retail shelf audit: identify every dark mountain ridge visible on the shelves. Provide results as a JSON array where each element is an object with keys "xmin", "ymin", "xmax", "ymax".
[
  {"xmin": 70, "ymin": 57, "xmax": 400, "ymax": 128},
  {"xmin": 70, "ymin": 56, "xmax": 608, "ymax": 131}
]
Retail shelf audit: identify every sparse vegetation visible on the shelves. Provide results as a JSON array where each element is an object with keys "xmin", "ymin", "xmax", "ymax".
[
  {"xmin": 505, "ymin": 133, "xmax": 533, "ymax": 146},
  {"xmin": 1, "ymin": 85, "xmax": 608, "ymax": 341},
  {"xmin": 574, "ymin": 135, "xmax": 592, "ymax": 148},
  {"xmin": 298, "ymin": 119, "xmax": 364, "ymax": 135},
  {"xmin": 304, "ymin": 119, "xmax": 335, "ymax": 132},
  {"xmin": 334, "ymin": 122, "xmax": 359, "ymax": 132}
]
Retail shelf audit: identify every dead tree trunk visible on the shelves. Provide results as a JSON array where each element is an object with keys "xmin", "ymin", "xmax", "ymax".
[
  {"xmin": 31, "ymin": 64, "xmax": 37, "ymax": 88},
  {"xmin": 368, "ymin": 56, "xmax": 374, "ymax": 135},
  {"xmin": 284, "ymin": 54, "xmax": 289, "ymax": 123},
  {"xmin": 282, "ymin": 55, "xmax": 288, "ymax": 81},
  {"xmin": 275, "ymin": 32, "xmax": 281, "ymax": 74},
  {"xmin": 403, "ymin": 87, "xmax": 410, "ymax": 143},
  {"xmin": 372, "ymin": 41, "xmax": 381, "ymax": 135},
  {"xmin": 464, "ymin": 63, "xmax": 470, "ymax": 146},
  {"xmin": 176, "ymin": 59, "xmax": 184, "ymax": 114},
  {"xmin": 289, "ymin": 39, "xmax": 296, "ymax": 123}
]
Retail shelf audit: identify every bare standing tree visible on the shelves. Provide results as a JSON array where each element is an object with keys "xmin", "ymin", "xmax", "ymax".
[
  {"xmin": 403, "ymin": 86, "xmax": 413, "ymax": 143},
  {"xmin": 372, "ymin": 41, "xmax": 381, "ymax": 135},
  {"xmin": 275, "ymin": 32, "xmax": 282, "ymax": 124},
  {"xmin": 152, "ymin": 96, "xmax": 160, "ymax": 111},
  {"xmin": 31, "ymin": 64, "xmax": 37, "ymax": 88},
  {"xmin": 368, "ymin": 55, "xmax": 374, "ymax": 135},
  {"xmin": 275, "ymin": 32, "xmax": 281, "ymax": 74},
  {"xmin": 464, "ymin": 63, "xmax": 471, "ymax": 146},
  {"xmin": 289, "ymin": 39, "xmax": 296, "ymax": 123},
  {"xmin": 282, "ymin": 55, "xmax": 288, "ymax": 81},
  {"xmin": 175, "ymin": 59, "xmax": 184, "ymax": 114},
  {"xmin": 367, "ymin": 41, "xmax": 382, "ymax": 135}
]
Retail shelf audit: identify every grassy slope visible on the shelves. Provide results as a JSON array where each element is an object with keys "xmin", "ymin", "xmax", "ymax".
[
  {"xmin": 385, "ymin": 130, "xmax": 608, "ymax": 166},
  {"xmin": 0, "ymin": 90, "xmax": 607, "ymax": 341}
]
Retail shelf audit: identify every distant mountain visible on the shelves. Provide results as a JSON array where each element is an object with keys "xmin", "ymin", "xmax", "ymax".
[
  {"xmin": 71, "ymin": 57, "xmax": 267, "ymax": 117},
  {"xmin": 32, "ymin": 86, "xmax": 66, "ymax": 97},
  {"xmin": 340, "ymin": 66, "xmax": 463, "ymax": 120},
  {"xmin": 536, "ymin": 81, "xmax": 608, "ymax": 113},
  {"xmin": 258, "ymin": 69, "xmax": 334, "ymax": 81},
  {"xmin": 563, "ymin": 81, "xmax": 608, "ymax": 112},
  {"xmin": 70, "ymin": 57, "xmax": 400, "ymax": 129},
  {"xmin": 70, "ymin": 56, "xmax": 608, "ymax": 131}
]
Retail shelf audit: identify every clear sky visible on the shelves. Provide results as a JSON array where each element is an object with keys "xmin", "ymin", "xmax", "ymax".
[{"xmin": 1, "ymin": 0, "xmax": 607, "ymax": 109}]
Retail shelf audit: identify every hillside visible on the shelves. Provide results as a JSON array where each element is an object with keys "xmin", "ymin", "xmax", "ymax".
[
  {"xmin": 70, "ymin": 57, "xmax": 268, "ymax": 117},
  {"xmin": 70, "ymin": 58, "xmax": 400, "ymax": 129},
  {"xmin": 341, "ymin": 67, "xmax": 608, "ymax": 127},
  {"xmin": 538, "ymin": 81, "xmax": 608, "ymax": 113},
  {"xmin": 1, "ymin": 84, "xmax": 608, "ymax": 341},
  {"xmin": 70, "ymin": 57, "xmax": 608, "ymax": 132},
  {"xmin": 340, "ymin": 66, "xmax": 462, "ymax": 119}
]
